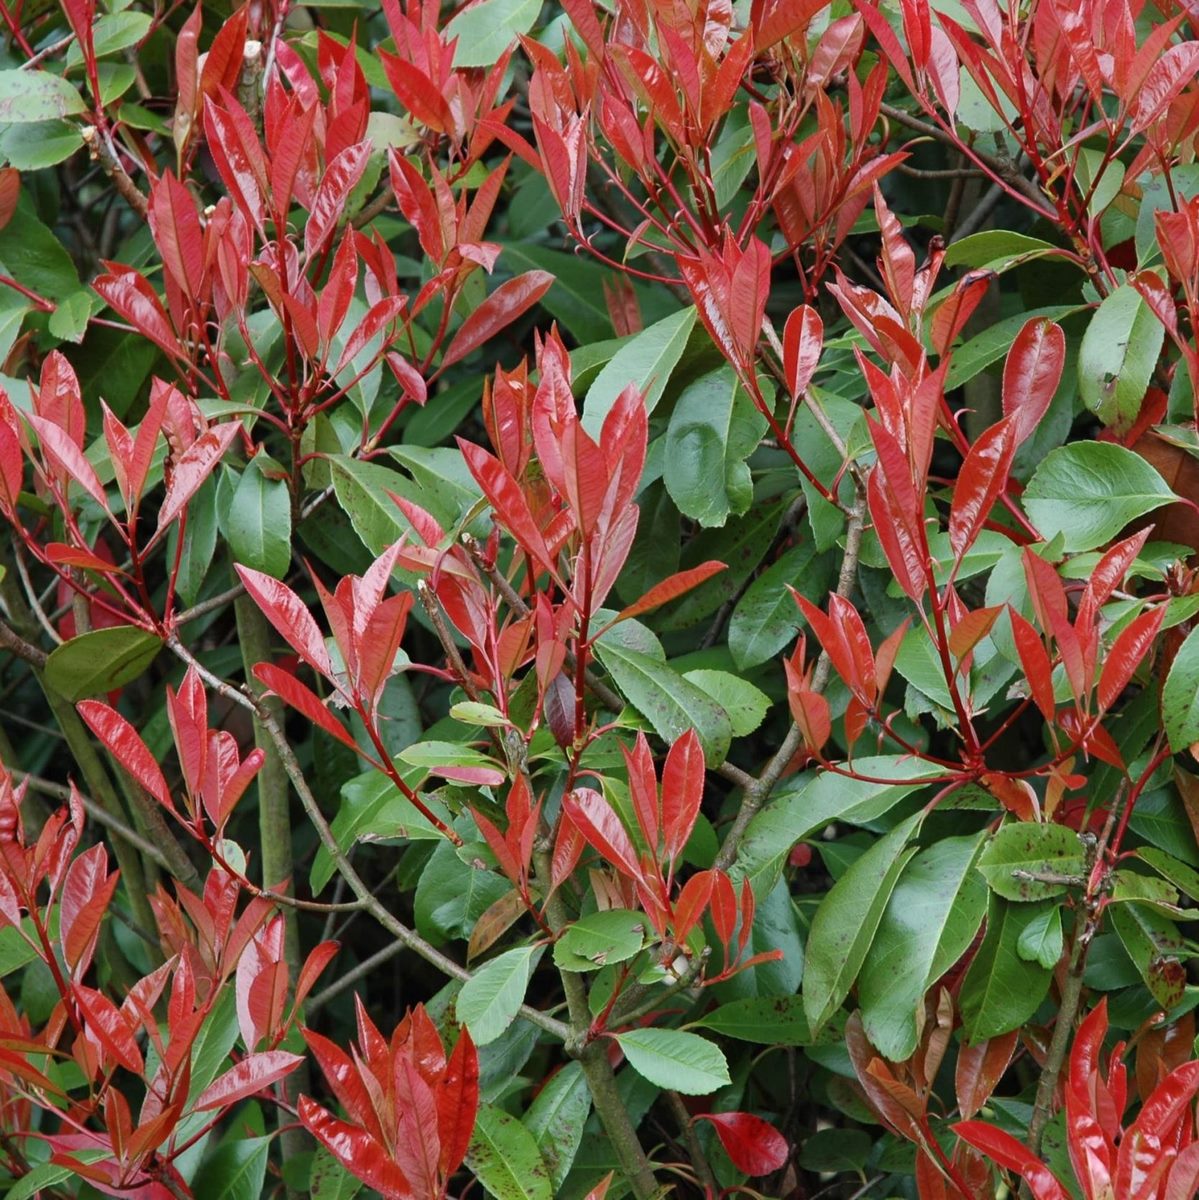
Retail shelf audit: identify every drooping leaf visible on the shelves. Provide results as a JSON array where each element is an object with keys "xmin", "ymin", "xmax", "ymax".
[
  {"xmin": 523, "ymin": 1062, "xmax": 590, "ymax": 1190},
  {"xmin": 976, "ymin": 823, "xmax": 1087, "ymax": 902},
  {"xmin": 803, "ymin": 812, "xmax": 924, "ymax": 1036},
  {"xmin": 593, "ymin": 640, "xmax": 733, "ymax": 766},
  {"xmin": 465, "ymin": 1103, "xmax": 554, "ymax": 1200},
  {"xmin": 959, "ymin": 897, "xmax": 1054, "ymax": 1041},
  {"xmin": 664, "ymin": 366, "xmax": 767, "ymax": 528},
  {"xmin": 1022, "ymin": 443, "xmax": 1176, "ymax": 552},
  {"xmin": 584, "ymin": 307, "xmax": 698, "ymax": 432},
  {"xmin": 858, "ymin": 833, "xmax": 988, "ymax": 1060},
  {"xmin": 457, "ymin": 947, "xmax": 538, "ymax": 1046},
  {"xmin": 0, "ymin": 70, "xmax": 85, "ymax": 122},
  {"xmin": 46, "ymin": 626, "xmax": 162, "ymax": 701},
  {"xmin": 1162, "ymin": 625, "xmax": 1199, "ymax": 752},
  {"xmin": 1078, "ymin": 284, "xmax": 1165, "ymax": 432},
  {"xmin": 614, "ymin": 1028, "xmax": 731, "ymax": 1095}
]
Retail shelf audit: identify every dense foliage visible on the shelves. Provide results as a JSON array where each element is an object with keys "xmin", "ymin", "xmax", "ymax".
[{"xmin": 2, "ymin": 0, "xmax": 1199, "ymax": 1195}]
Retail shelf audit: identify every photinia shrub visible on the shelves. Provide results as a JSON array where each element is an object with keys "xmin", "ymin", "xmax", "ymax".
[{"xmin": 0, "ymin": 0, "xmax": 1198, "ymax": 1195}]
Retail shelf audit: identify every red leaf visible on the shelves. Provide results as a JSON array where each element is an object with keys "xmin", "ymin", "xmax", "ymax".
[
  {"xmin": 672, "ymin": 869, "xmax": 715, "ymax": 942},
  {"xmin": 867, "ymin": 467, "xmax": 925, "ymax": 601},
  {"xmin": 294, "ymin": 940, "xmax": 340, "ymax": 1012},
  {"xmin": 149, "ymin": 171, "xmax": 206, "ymax": 298},
  {"xmin": 783, "ymin": 304, "xmax": 823, "ymax": 397},
  {"xmin": 156, "ymin": 421, "xmax": 241, "ymax": 534},
  {"xmin": 253, "ymin": 663, "xmax": 358, "ymax": 750},
  {"xmin": 1086, "ymin": 530, "xmax": 1150, "ymax": 610},
  {"xmin": 195, "ymin": 1051, "xmax": 303, "ymax": 1111},
  {"xmin": 458, "ymin": 441, "xmax": 558, "ymax": 578},
  {"xmin": 613, "ymin": 564, "xmax": 727, "ymax": 628},
  {"xmin": 1098, "ymin": 607, "xmax": 1165, "ymax": 711},
  {"xmin": 199, "ymin": 7, "xmax": 247, "ymax": 101},
  {"xmin": 235, "ymin": 566, "xmax": 333, "ymax": 678},
  {"xmin": 75, "ymin": 985, "xmax": 143, "ymax": 1075},
  {"xmin": 1132, "ymin": 42, "xmax": 1199, "ymax": 133},
  {"xmin": 298, "ymin": 1097, "xmax": 415, "ymax": 1200},
  {"xmin": 948, "ymin": 605, "xmax": 1002, "ymax": 662},
  {"xmin": 77, "ymin": 702, "xmax": 172, "ymax": 810},
  {"xmin": 1008, "ymin": 609, "xmax": 1057, "ymax": 722},
  {"xmin": 332, "ymin": 294, "xmax": 407, "ymax": 376},
  {"xmin": 931, "ymin": 272, "xmax": 992, "ymax": 357},
  {"xmin": 661, "ymin": 729, "xmax": 704, "ymax": 863},
  {"xmin": 437, "ymin": 1028, "xmax": 479, "ymax": 1177},
  {"xmin": 0, "ymin": 168, "xmax": 19, "ymax": 232},
  {"xmin": 26, "ymin": 414, "xmax": 108, "ymax": 512},
  {"xmin": 949, "ymin": 417, "xmax": 1016, "ymax": 560},
  {"xmin": 305, "ymin": 140, "xmax": 372, "ymax": 258},
  {"xmin": 953, "ymin": 1121, "xmax": 1069, "ymax": 1200},
  {"xmin": 203, "ymin": 95, "xmax": 268, "ymax": 230},
  {"xmin": 955, "ymin": 1030, "xmax": 1019, "ymax": 1120},
  {"xmin": 562, "ymin": 788, "xmax": 643, "ymax": 881},
  {"xmin": 696, "ymin": 1111, "xmax": 788, "ymax": 1175},
  {"xmin": 440, "ymin": 272, "xmax": 554, "ymax": 370},
  {"xmin": 60, "ymin": 845, "xmax": 117, "ymax": 977},
  {"xmin": 92, "ymin": 264, "xmax": 181, "ymax": 361},
  {"xmin": 1003, "ymin": 319, "xmax": 1065, "ymax": 447}
]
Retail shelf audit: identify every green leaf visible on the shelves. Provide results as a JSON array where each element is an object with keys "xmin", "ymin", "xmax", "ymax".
[
  {"xmin": 1109, "ymin": 902, "xmax": 1186, "ymax": 1009},
  {"xmin": 593, "ymin": 640, "xmax": 733, "ymax": 766},
  {"xmin": 733, "ymin": 757, "xmax": 943, "ymax": 896},
  {"xmin": 65, "ymin": 11, "xmax": 152, "ymax": 63},
  {"xmin": 959, "ymin": 897, "xmax": 1054, "ymax": 1041},
  {"xmin": 458, "ymin": 947, "xmax": 538, "ymax": 1045},
  {"xmin": 225, "ymin": 454, "xmax": 291, "ymax": 578},
  {"xmin": 5, "ymin": 1154, "xmax": 109, "ymax": 1200},
  {"xmin": 1163, "ymin": 625, "xmax": 1199, "ymax": 752},
  {"xmin": 0, "ymin": 70, "xmax": 85, "ymax": 122},
  {"xmin": 47, "ymin": 289, "xmax": 93, "ymax": 343},
  {"xmin": 1078, "ymin": 284, "xmax": 1164, "ymax": 431},
  {"xmin": 1137, "ymin": 846, "xmax": 1199, "ymax": 902},
  {"xmin": 309, "ymin": 1146, "xmax": 363, "ymax": 1200},
  {"xmin": 803, "ymin": 812, "xmax": 924, "ymax": 1037},
  {"xmin": 312, "ymin": 768, "xmax": 451, "ymax": 892},
  {"xmin": 499, "ymin": 243, "xmax": 676, "ymax": 342},
  {"xmin": 191, "ymin": 1137, "xmax": 270, "ymax": 1200},
  {"xmin": 415, "ymin": 841, "xmax": 510, "ymax": 943},
  {"xmin": 554, "ymin": 909, "xmax": 647, "ymax": 972},
  {"xmin": 858, "ymin": 834, "xmax": 988, "ymax": 1060},
  {"xmin": 942, "ymin": 230, "xmax": 1060, "ymax": 269},
  {"xmin": 692, "ymin": 995, "xmax": 813, "ymax": 1044},
  {"xmin": 173, "ymin": 478, "xmax": 219, "ymax": 608},
  {"xmin": 682, "ymin": 670, "xmax": 770, "ymax": 736},
  {"xmin": 523, "ymin": 1062, "xmax": 590, "ymax": 1190},
  {"xmin": 187, "ymin": 988, "xmax": 240, "ymax": 1099},
  {"xmin": 0, "ymin": 206, "xmax": 83, "ymax": 302},
  {"xmin": 0, "ymin": 120, "xmax": 83, "ymax": 169},
  {"xmin": 584, "ymin": 306, "xmax": 697, "ymax": 432},
  {"xmin": 331, "ymin": 455, "xmax": 451, "ymax": 557},
  {"xmin": 45, "ymin": 625, "xmax": 163, "ymax": 701},
  {"xmin": 976, "ymin": 823, "xmax": 1087, "ymax": 901},
  {"xmin": 614, "ymin": 1028, "xmax": 731, "ymax": 1094},
  {"xmin": 445, "ymin": 0, "xmax": 543, "ymax": 66},
  {"xmin": 466, "ymin": 1103, "xmax": 554, "ymax": 1200},
  {"xmin": 664, "ymin": 366, "xmax": 767, "ymax": 528},
  {"xmin": 450, "ymin": 701, "xmax": 513, "ymax": 728},
  {"xmin": 1016, "ymin": 906, "xmax": 1064, "ymax": 969},
  {"xmin": 1022, "ymin": 443, "xmax": 1176, "ymax": 552},
  {"xmin": 729, "ymin": 541, "xmax": 833, "ymax": 669}
]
